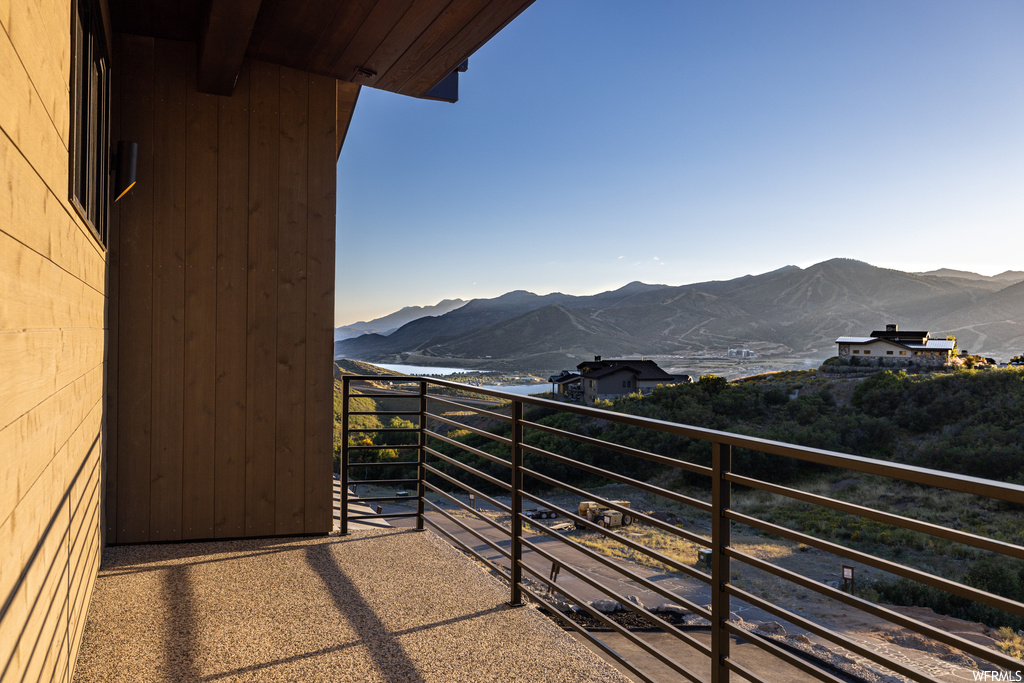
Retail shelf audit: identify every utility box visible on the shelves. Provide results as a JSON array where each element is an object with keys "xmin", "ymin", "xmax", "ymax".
[{"xmin": 698, "ymin": 549, "xmax": 712, "ymax": 570}]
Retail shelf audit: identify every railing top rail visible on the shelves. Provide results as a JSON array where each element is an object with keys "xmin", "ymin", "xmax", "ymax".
[{"xmin": 343, "ymin": 375, "xmax": 1024, "ymax": 503}]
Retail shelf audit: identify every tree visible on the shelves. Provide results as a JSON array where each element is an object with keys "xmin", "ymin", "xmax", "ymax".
[{"xmin": 697, "ymin": 374, "xmax": 728, "ymax": 394}]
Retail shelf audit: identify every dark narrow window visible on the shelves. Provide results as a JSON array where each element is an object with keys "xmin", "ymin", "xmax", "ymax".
[{"xmin": 70, "ymin": 0, "xmax": 110, "ymax": 245}]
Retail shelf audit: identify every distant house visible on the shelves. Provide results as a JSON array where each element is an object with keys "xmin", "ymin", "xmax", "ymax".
[
  {"xmin": 577, "ymin": 356, "xmax": 679, "ymax": 403},
  {"xmin": 548, "ymin": 370, "xmax": 582, "ymax": 401},
  {"xmin": 835, "ymin": 324, "xmax": 956, "ymax": 366}
]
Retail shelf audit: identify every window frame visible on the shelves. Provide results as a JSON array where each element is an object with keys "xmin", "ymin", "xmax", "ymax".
[{"xmin": 69, "ymin": 0, "xmax": 111, "ymax": 247}]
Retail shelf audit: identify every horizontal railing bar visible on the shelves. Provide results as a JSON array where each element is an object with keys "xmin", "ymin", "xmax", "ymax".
[
  {"xmin": 347, "ymin": 478, "xmax": 419, "ymax": 486},
  {"xmin": 423, "ymin": 429, "xmax": 513, "ymax": 469},
  {"xmin": 422, "ymin": 499, "xmax": 512, "ymax": 561},
  {"xmin": 523, "ymin": 419, "xmax": 713, "ymax": 478},
  {"xmin": 427, "ymin": 395, "xmax": 512, "ymax": 421},
  {"xmin": 519, "ymin": 490, "xmax": 712, "ymax": 582},
  {"xmin": 727, "ymin": 473, "xmax": 1024, "ymax": 561},
  {"xmin": 346, "ymin": 461, "xmax": 419, "ymax": 467},
  {"xmin": 727, "ymin": 547, "xmax": 1024, "ymax": 671},
  {"xmin": 422, "ymin": 481, "xmax": 513, "ymax": 539},
  {"xmin": 421, "ymin": 465, "xmax": 512, "ymax": 515},
  {"xmin": 728, "ymin": 511, "xmax": 1024, "ymax": 618},
  {"xmin": 422, "ymin": 447, "xmax": 512, "ymax": 492},
  {"xmin": 346, "ymin": 393, "xmax": 420, "ymax": 400},
  {"xmin": 519, "ymin": 566, "xmax": 697, "ymax": 683},
  {"xmin": 347, "ymin": 428, "xmax": 418, "ymax": 433},
  {"xmin": 723, "ymin": 657, "xmax": 772, "ymax": 683},
  {"xmin": 346, "ymin": 376, "xmax": 1024, "ymax": 504},
  {"xmin": 726, "ymin": 585, "xmax": 933, "ymax": 683},
  {"xmin": 348, "ymin": 496, "xmax": 415, "ymax": 504},
  {"xmin": 423, "ymin": 516, "xmax": 513, "ymax": 584},
  {"xmin": 724, "ymin": 624, "xmax": 846, "ymax": 683},
  {"xmin": 520, "ymin": 467, "xmax": 713, "ymax": 549},
  {"xmin": 518, "ymin": 583, "xmax": 656, "ymax": 683},
  {"xmin": 347, "ymin": 445, "xmax": 419, "ymax": 451},
  {"xmin": 518, "ymin": 505, "xmax": 712, "ymax": 615},
  {"xmin": 520, "ymin": 536, "xmax": 712, "ymax": 659},
  {"xmin": 347, "ymin": 512, "xmax": 419, "ymax": 521},
  {"xmin": 425, "ymin": 412, "xmax": 513, "ymax": 446},
  {"xmin": 520, "ymin": 443, "xmax": 713, "ymax": 512},
  {"xmin": 347, "ymin": 410, "xmax": 422, "ymax": 417}
]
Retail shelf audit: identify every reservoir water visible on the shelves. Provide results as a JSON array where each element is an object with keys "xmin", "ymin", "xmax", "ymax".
[
  {"xmin": 372, "ymin": 363, "xmax": 488, "ymax": 376},
  {"xmin": 369, "ymin": 363, "xmax": 547, "ymax": 397},
  {"xmin": 476, "ymin": 384, "xmax": 547, "ymax": 397}
]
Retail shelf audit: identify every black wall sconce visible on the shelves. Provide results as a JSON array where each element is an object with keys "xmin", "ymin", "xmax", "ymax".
[{"xmin": 114, "ymin": 140, "xmax": 138, "ymax": 201}]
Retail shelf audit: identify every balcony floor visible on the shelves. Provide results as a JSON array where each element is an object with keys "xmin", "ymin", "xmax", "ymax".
[{"xmin": 73, "ymin": 528, "xmax": 629, "ymax": 682}]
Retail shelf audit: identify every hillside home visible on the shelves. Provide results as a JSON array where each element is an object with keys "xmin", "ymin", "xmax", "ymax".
[
  {"xmin": 835, "ymin": 324, "xmax": 957, "ymax": 366},
  {"xmin": 0, "ymin": 1, "xmax": 533, "ymax": 679},
  {"xmin": 547, "ymin": 370, "xmax": 582, "ymax": 401},
  {"xmin": 577, "ymin": 357, "xmax": 679, "ymax": 403}
]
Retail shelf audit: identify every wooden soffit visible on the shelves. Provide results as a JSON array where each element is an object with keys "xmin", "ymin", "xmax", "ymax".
[{"xmin": 109, "ymin": 0, "xmax": 535, "ymax": 98}]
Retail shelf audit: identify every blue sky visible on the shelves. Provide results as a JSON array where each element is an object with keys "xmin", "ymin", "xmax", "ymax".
[{"xmin": 336, "ymin": 1, "xmax": 1024, "ymax": 325}]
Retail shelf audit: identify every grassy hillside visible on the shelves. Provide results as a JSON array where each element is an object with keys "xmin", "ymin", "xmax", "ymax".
[{"xmin": 584, "ymin": 367, "xmax": 1024, "ymax": 484}]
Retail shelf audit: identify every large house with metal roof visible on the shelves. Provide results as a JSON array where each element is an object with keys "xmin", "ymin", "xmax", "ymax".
[{"xmin": 835, "ymin": 324, "xmax": 957, "ymax": 365}]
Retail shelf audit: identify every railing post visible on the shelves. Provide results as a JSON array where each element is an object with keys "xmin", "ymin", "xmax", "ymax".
[
  {"xmin": 711, "ymin": 441, "xmax": 732, "ymax": 683},
  {"xmin": 340, "ymin": 377, "xmax": 350, "ymax": 536},
  {"xmin": 509, "ymin": 399, "xmax": 524, "ymax": 606},
  {"xmin": 416, "ymin": 380, "xmax": 427, "ymax": 531}
]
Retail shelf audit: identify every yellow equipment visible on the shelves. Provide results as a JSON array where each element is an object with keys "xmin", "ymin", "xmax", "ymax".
[{"xmin": 577, "ymin": 500, "xmax": 633, "ymax": 528}]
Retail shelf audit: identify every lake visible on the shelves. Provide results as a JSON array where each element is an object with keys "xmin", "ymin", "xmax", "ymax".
[
  {"xmin": 370, "ymin": 363, "xmax": 548, "ymax": 397},
  {"xmin": 476, "ymin": 383, "xmax": 548, "ymax": 397},
  {"xmin": 373, "ymin": 363, "xmax": 490, "ymax": 376}
]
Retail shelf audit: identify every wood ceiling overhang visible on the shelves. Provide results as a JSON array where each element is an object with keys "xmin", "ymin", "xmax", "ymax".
[{"xmin": 108, "ymin": 0, "xmax": 535, "ymax": 98}]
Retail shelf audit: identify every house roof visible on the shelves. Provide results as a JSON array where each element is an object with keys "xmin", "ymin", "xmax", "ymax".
[
  {"xmin": 548, "ymin": 372, "xmax": 581, "ymax": 384},
  {"xmin": 906, "ymin": 340, "xmax": 957, "ymax": 350},
  {"xmin": 586, "ymin": 366, "xmax": 641, "ymax": 380},
  {"xmin": 835, "ymin": 337, "xmax": 956, "ymax": 351},
  {"xmin": 108, "ymin": 0, "xmax": 535, "ymax": 98},
  {"xmin": 870, "ymin": 330, "xmax": 929, "ymax": 339},
  {"xmin": 578, "ymin": 359, "xmax": 676, "ymax": 382}
]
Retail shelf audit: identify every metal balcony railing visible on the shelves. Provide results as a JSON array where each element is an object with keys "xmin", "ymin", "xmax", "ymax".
[{"xmin": 339, "ymin": 374, "xmax": 1024, "ymax": 683}]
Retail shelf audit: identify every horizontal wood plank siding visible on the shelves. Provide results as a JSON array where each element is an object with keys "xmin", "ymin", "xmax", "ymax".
[
  {"xmin": 109, "ymin": 38, "xmax": 337, "ymax": 546},
  {"xmin": 0, "ymin": 2, "xmax": 107, "ymax": 681}
]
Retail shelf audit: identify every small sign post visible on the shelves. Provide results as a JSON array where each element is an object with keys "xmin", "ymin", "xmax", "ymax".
[
  {"xmin": 469, "ymin": 494, "xmax": 476, "ymax": 510},
  {"xmin": 842, "ymin": 565, "xmax": 855, "ymax": 593}
]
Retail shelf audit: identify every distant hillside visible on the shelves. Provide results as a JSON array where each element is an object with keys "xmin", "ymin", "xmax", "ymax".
[
  {"xmin": 335, "ymin": 299, "xmax": 466, "ymax": 341},
  {"xmin": 335, "ymin": 259, "xmax": 1024, "ymax": 368},
  {"xmin": 335, "ymin": 282, "xmax": 667, "ymax": 360},
  {"xmin": 915, "ymin": 268, "xmax": 1024, "ymax": 287},
  {"xmin": 334, "ymin": 359, "xmax": 406, "ymax": 379}
]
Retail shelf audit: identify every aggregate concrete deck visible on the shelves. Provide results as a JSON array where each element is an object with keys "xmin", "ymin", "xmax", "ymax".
[{"xmin": 73, "ymin": 528, "xmax": 630, "ymax": 682}]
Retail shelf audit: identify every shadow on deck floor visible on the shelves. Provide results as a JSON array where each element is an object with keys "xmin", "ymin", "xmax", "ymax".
[{"xmin": 73, "ymin": 528, "xmax": 629, "ymax": 682}]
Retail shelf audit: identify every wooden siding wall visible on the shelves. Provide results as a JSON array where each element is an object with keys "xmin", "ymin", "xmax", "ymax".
[
  {"xmin": 108, "ymin": 36, "xmax": 337, "ymax": 544},
  {"xmin": 1, "ymin": 1, "xmax": 106, "ymax": 681}
]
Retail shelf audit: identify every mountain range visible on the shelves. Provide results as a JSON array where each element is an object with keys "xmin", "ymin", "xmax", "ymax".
[
  {"xmin": 335, "ymin": 259, "xmax": 1024, "ymax": 370},
  {"xmin": 335, "ymin": 298, "xmax": 466, "ymax": 341}
]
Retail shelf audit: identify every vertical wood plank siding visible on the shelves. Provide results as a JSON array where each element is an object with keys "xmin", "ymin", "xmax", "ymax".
[
  {"xmin": 0, "ymin": 1, "xmax": 105, "ymax": 679},
  {"xmin": 114, "ymin": 35, "xmax": 155, "ymax": 543},
  {"xmin": 214, "ymin": 66, "xmax": 250, "ymax": 538},
  {"xmin": 109, "ymin": 38, "xmax": 337, "ymax": 543}
]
